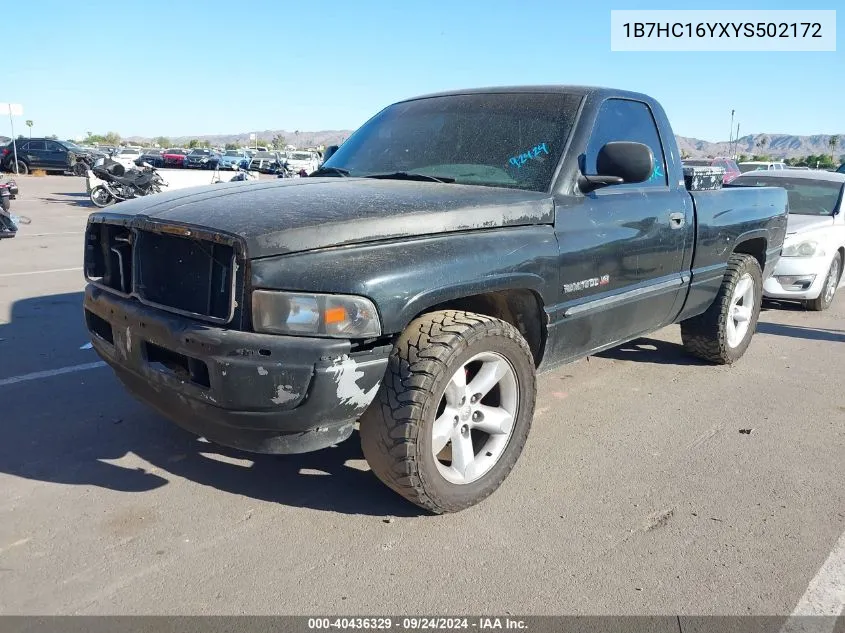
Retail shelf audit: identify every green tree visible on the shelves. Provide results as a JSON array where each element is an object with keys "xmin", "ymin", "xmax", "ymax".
[
  {"xmin": 271, "ymin": 134, "xmax": 286, "ymax": 149},
  {"xmin": 83, "ymin": 131, "xmax": 122, "ymax": 146},
  {"xmin": 187, "ymin": 139, "xmax": 200, "ymax": 148},
  {"xmin": 154, "ymin": 136, "xmax": 171, "ymax": 148},
  {"xmin": 224, "ymin": 143, "xmax": 240, "ymax": 150},
  {"xmin": 829, "ymin": 135, "xmax": 840, "ymax": 164}
]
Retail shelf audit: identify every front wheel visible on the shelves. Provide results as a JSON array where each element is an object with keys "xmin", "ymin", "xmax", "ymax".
[
  {"xmin": 360, "ymin": 310, "xmax": 536, "ymax": 514},
  {"xmin": 804, "ymin": 253, "xmax": 841, "ymax": 311},
  {"xmin": 90, "ymin": 186, "xmax": 115, "ymax": 208},
  {"xmin": 681, "ymin": 253, "xmax": 763, "ymax": 364}
]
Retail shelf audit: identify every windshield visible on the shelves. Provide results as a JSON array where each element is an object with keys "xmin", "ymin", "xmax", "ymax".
[
  {"xmin": 253, "ymin": 152, "xmax": 275, "ymax": 158},
  {"xmin": 61, "ymin": 141, "xmax": 82, "ymax": 150},
  {"xmin": 190, "ymin": 149, "xmax": 209, "ymax": 155},
  {"xmin": 683, "ymin": 159, "xmax": 712, "ymax": 167},
  {"xmin": 120, "ymin": 149, "xmax": 139, "ymax": 155},
  {"xmin": 732, "ymin": 175, "xmax": 844, "ymax": 216},
  {"xmin": 323, "ymin": 92, "xmax": 581, "ymax": 191},
  {"xmin": 224, "ymin": 150, "xmax": 242, "ymax": 156},
  {"xmin": 291, "ymin": 152, "xmax": 314, "ymax": 160}
]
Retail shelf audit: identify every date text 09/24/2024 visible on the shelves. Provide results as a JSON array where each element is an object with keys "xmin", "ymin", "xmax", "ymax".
[{"xmin": 307, "ymin": 617, "xmax": 527, "ymax": 630}]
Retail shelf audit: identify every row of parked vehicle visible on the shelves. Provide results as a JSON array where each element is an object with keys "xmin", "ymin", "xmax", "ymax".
[
  {"xmin": 110, "ymin": 146, "xmax": 324, "ymax": 176},
  {"xmin": 682, "ymin": 156, "xmax": 845, "ymax": 184},
  {"xmin": 0, "ymin": 139, "xmax": 325, "ymax": 177}
]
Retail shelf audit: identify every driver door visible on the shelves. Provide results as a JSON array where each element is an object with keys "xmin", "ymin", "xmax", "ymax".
[{"xmin": 44, "ymin": 141, "xmax": 69, "ymax": 171}]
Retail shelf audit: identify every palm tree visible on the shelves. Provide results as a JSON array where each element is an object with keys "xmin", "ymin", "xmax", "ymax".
[{"xmin": 829, "ymin": 135, "xmax": 839, "ymax": 164}]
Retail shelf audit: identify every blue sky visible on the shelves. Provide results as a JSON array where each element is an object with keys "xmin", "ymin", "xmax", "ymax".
[{"xmin": 5, "ymin": 0, "xmax": 842, "ymax": 142}]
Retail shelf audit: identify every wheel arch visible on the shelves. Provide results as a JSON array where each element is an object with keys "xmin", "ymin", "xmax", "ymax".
[
  {"xmin": 403, "ymin": 280, "xmax": 548, "ymax": 368},
  {"xmin": 732, "ymin": 233, "xmax": 768, "ymax": 272}
]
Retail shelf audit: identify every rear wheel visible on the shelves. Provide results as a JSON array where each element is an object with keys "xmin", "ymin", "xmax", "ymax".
[
  {"xmin": 7, "ymin": 160, "xmax": 28, "ymax": 175},
  {"xmin": 360, "ymin": 310, "xmax": 536, "ymax": 513},
  {"xmin": 681, "ymin": 253, "xmax": 763, "ymax": 364},
  {"xmin": 804, "ymin": 253, "xmax": 841, "ymax": 311}
]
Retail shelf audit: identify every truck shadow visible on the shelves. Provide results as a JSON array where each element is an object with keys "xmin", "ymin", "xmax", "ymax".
[
  {"xmin": 598, "ymin": 338, "xmax": 707, "ymax": 366},
  {"xmin": 0, "ymin": 291, "xmax": 422, "ymax": 517}
]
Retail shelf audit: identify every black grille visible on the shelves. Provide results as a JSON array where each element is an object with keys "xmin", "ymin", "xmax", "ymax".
[
  {"xmin": 135, "ymin": 231, "xmax": 235, "ymax": 320},
  {"xmin": 85, "ymin": 223, "xmax": 239, "ymax": 323}
]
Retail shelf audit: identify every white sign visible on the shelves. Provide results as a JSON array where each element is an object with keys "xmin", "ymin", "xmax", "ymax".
[
  {"xmin": 0, "ymin": 103, "xmax": 23, "ymax": 116},
  {"xmin": 249, "ymin": 133, "xmax": 256, "ymax": 140},
  {"xmin": 610, "ymin": 10, "xmax": 836, "ymax": 51}
]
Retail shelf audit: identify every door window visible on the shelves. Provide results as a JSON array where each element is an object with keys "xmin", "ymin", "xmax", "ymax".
[
  {"xmin": 27, "ymin": 141, "xmax": 47, "ymax": 151},
  {"xmin": 46, "ymin": 141, "xmax": 67, "ymax": 153},
  {"xmin": 584, "ymin": 99, "xmax": 668, "ymax": 187}
]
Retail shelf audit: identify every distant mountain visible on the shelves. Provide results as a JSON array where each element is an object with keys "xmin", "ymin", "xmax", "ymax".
[
  {"xmin": 677, "ymin": 133, "xmax": 844, "ymax": 159},
  {"xmin": 119, "ymin": 130, "xmax": 843, "ymax": 160},
  {"xmin": 123, "ymin": 130, "xmax": 353, "ymax": 149}
]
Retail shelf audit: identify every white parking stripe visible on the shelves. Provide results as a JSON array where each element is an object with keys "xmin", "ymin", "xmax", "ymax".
[
  {"xmin": 0, "ymin": 361, "xmax": 107, "ymax": 388},
  {"xmin": 16, "ymin": 232, "xmax": 81, "ymax": 237},
  {"xmin": 780, "ymin": 529, "xmax": 845, "ymax": 632},
  {"xmin": 0, "ymin": 267, "xmax": 83, "ymax": 277}
]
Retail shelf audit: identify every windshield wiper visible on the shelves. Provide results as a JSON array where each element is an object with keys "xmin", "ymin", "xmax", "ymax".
[
  {"xmin": 362, "ymin": 172, "xmax": 455, "ymax": 184},
  {"xmin": 311, "ymin": 166, "xmax": 350, "ymax": 177}
]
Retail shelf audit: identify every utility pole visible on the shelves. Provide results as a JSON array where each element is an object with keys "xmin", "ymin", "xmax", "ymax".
[
  {"xmin": 733, "ymin": 123, "xmax": 740, "ymax": 159},
  {"xmin": 728, "ymin": 110, "xmax": 735, "ymax": 156}
]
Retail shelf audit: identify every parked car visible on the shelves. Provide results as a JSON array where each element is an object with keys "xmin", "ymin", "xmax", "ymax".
[
  {"xmin": 836, "ymin": 164, "xmax": 845, "ymax": 174},
  {"xmin": 218, "ymin": 149, "xmax": 250, "ymax": 170},
  {"xmin": 137, "ymin": 148, "xmax": 164, "ymax": 168},
  {"xmin": 284, "ymin": 150, "xmax": 321, "ymax": 175},
  {"xmin": 185, "ymin": 148, "xmax": 221, "ymax": 170},
  {"xmin": 82, "ymin": 85, "xmax": 788, "ymax": 513},
  {"xmin": 738, "ymin": 161, "xmax": 787, "ymax": 173},
  {"xmin": 162, "ymin": 148, "xmax": 189, "ymax": 168},
  {"xmin": 248, "ymin": 151, "xmax": 283, "ymax": 173},
  {"xmin": 682, "ymin": 157, "xmax": 741, "ymax": 184},
  {"xmin": 731, "ymin": 170, "xmax": 845, "ymax": 310},
  {"xmin": 113, "ymin": 147, "xmax": 143, "ymax": 170},
  {"xmin": 1, "ymin": 138, "xmax": 100, "ymax": 175}
]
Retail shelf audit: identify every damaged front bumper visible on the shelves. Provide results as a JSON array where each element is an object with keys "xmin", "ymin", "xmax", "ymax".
[{"xmin": 83, "ymin": 284, "xmax": 390, "ymax": 454}]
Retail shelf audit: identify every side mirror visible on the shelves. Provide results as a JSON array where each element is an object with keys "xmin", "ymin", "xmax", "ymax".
[
  {"xmin": 579, "ymin": 141, "xmax": 654, "ymax": 193},
  {"xmin": 323, "ymin": 145, "xmax": 339, "ymax": 162}
]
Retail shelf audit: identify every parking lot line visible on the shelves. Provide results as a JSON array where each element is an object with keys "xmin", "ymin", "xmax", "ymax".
[
  {"xmin": 780, "ymin": 529, "xmax": 845, "ymax": 632},
  {"xmin": 0, "ymin": 267, "xmax": 83, "ymax": 278},
  {"xmin": 16, "ymin": 232, "xmax": 81, "ymax": 237},
  {"xmin": 0, "ymin": 361, "xmax": 107, "ymax": 388}
]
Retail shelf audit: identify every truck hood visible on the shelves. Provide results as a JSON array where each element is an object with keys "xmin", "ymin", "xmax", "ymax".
[
  {"xmin": 93, "ymin": 177, "xmax": 555, "ymax": 258},
  {"xmin": 786, "ymin": 215, "xmax": 834, "ymax": 236}
]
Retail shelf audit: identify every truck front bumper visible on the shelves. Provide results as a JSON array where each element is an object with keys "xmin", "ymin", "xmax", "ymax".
[{"xmin": 83, "ymin": 284, "xmax": 390, "ymax": 454}]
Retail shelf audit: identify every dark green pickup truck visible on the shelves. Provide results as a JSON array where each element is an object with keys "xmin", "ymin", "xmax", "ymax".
[{"xmin": 83, "ymin": 86, "xmax": 788, "ymax": 513}]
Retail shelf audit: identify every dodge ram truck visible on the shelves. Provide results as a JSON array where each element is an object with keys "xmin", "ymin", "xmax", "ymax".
[{"xmin": 82, "ymin": 86, "xmax": 788, "ymax": 513}]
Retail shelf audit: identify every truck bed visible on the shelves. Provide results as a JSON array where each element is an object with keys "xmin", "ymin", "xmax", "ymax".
[{"xmin": 679, "ymin": 185, "xmax": 788, "ymax": 321}]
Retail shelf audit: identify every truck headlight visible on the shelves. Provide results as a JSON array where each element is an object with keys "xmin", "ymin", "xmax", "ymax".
[
  {"xmin": 781, "ymin": 240, "xmax": 824, "ymax": 258},
  {"xmin": 252, "ymin": 290, "xmax": 381, "ymax": 338}
]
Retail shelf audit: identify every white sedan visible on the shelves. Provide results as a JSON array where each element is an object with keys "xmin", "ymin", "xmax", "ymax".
[
  {"xmin": 112, "ymin": 147, "xmax": 143, "ymax": 170},
  {"xmin": 733, "ymin": 170, "xmax": 845, "ymax": 310}
]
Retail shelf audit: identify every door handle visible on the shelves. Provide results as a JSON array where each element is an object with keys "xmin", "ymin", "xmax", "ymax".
[{"xmin": 669, "ymin": 212, "xmax": 685, "ymax": 229}]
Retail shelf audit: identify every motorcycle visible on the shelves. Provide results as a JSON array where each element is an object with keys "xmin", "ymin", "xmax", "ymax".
[
  {"xmin": 88, "ymin": 158, "xmax": 168, "ymax": 208},
  {"xmin": 212, "ymin": 163, "xmax": 259, "ymax": 184},
  {"xmin": 1, "ymin": 179, "xmax": 27, "ymax": 238}
]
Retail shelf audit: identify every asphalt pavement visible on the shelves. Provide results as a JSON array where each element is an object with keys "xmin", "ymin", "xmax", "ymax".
[{"xmin": 0, "ymin": 175, "xmax": 843, "ymax": 617}]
